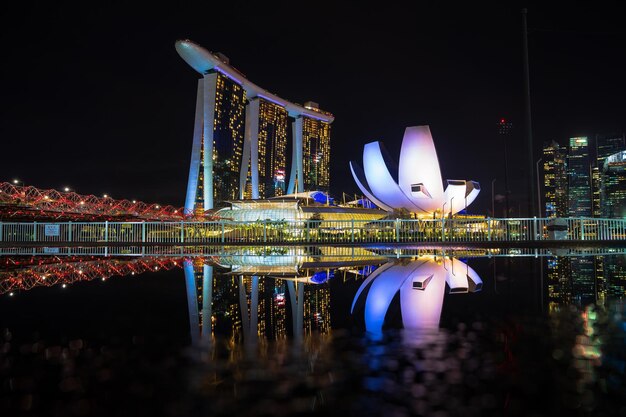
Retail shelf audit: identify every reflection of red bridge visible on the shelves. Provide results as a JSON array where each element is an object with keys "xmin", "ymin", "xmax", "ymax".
[
  {"xmin": 0, "ymin": 182, "xmax": 190, "ymax": 221},
  {"xmin": 0, "ymin": 256, "xmax": 184, "ymax": 295}
]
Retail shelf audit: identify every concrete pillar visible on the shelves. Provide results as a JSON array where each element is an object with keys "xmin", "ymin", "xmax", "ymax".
[
  {"xmin": 184, "ymin": 74, "xmax": 217, "ymax": 212},
  {"xmin": 184, "ymin": 79, "xmax": 204, "ymax": 213},
  {"xmin": 287, "ymin": 116, "xmax": 304, "ymax": 194},
  {"xmin": 240, "ymin": 98, "xmax": 260, "ymax": 199},
  {"xmin": 202, "ymin": 73, "xmax": 218, "ymax": 210}
]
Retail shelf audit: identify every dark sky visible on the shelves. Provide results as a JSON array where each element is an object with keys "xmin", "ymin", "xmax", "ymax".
[{"xmin": 1, "ymin": 2, "xmax": 624, "ymax": 214}]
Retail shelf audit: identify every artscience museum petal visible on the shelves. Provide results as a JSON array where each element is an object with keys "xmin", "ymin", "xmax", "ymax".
[{"xmin": 350, "ymin": 125, "xmax": 480, "ymax": 217}]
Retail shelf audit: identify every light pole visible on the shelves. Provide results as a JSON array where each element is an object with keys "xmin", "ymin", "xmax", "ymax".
[
  {"xmin": 491, "ymin": 178, "xmax": 497, "ymax": 217},
  {"xmin": 442, "ymin": 202, "xmax": 447, "ymax": 219},
  {"xmin": 535, "ymin": 157, "xmax": 543, "ymax": 217},
  {"xmin": 450, "ymin": 196, "xmax": 455, "ymax": 218}
]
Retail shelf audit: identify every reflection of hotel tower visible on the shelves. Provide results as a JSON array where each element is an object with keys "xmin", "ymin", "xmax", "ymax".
[
  {"xmin": 184, "ymin": 261, "xmax": 332, "ymax": 342},
  {"xmin": 176, "ymin": 40, "xmax": 334, "ymax": 212}
]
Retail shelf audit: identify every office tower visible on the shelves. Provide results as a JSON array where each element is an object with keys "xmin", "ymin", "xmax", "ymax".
[
  {"xmin": 567, "ymin": 137, "xmax": 592, "ymax": 217},
  {"xmin": 601, "ymin": 151, "xmax": 626, "ymax": 218},
  {"xmin": 542, "ymin": 141, "xmax": 567, "ymax": 217},
  {"xmin": 593, "ymin": 133, "xmax": 625, "ymax": 217},
  {"xmin": 592, "ymin": 166, "xmax": 601, "ymax": 217},
  {"xmin": 596, "ymin": 133, "xmax": 625, "ymax": 165}
]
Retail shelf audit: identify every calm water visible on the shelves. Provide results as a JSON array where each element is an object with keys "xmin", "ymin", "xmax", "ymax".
[{"xmin": 1, "ymin": 247, "xmax": 625, "ymax": 416}]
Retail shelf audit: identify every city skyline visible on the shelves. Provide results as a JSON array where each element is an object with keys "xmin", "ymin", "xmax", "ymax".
[{"xmin": 1, "ymin": 3, "xmax": 625, "ymax": 215}]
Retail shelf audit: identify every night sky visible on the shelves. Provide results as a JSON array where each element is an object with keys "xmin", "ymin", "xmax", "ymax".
[{"xmin": 1, "ymin": 2, "xmax": 624, "ymax": 215}]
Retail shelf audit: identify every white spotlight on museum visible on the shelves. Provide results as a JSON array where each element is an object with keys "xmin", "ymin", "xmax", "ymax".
[{"xmin": 350, "ymin": 125, "xmax": 480, "ymax": 217}]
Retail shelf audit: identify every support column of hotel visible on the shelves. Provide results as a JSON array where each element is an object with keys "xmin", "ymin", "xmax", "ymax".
[
  {"xmin": 239, "ymin": 98, "xmax": 260, "ymax": 199},
  {"xmin": 185, "ymin": 73, "xmax": 218, "ymax": 213},
  {"xmin": 287, "ymin": 117, "xmax": 304, "ymax": 194}
]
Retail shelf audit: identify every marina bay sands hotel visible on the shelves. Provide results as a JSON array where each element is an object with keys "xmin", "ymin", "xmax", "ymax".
[{"xmin": 175, "ymin": 40, "xmax": 334, "ymax": 213}]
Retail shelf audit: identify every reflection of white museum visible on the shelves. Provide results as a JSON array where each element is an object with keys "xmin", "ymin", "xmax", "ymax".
[{"xmin": 352, "ymin": 257, "xmax": 482, "ymax": 335}]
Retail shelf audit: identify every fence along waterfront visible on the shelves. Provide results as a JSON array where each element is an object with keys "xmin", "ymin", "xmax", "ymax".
[{"xmin": 1, "ymin": 218, "xmax": 625, "ymax": 244}]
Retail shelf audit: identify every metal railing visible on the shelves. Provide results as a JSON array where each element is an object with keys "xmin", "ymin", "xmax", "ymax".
[{"xmin": 1, "ymin": 217, "xmax": 626, "ymax": 245}]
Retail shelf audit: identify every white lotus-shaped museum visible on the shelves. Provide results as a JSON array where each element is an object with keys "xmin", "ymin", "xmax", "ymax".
[{"xmin": 350, "ymin": 125, "xmax": 480, "ymax": 217}]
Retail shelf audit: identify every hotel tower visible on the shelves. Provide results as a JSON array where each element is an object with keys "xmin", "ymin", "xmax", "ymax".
[{"xmin": 175, "ymin": 40, "xmax": 334, "ymax": 214}]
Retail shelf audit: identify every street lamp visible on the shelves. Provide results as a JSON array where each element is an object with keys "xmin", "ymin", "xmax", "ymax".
[
  {"xmin": 63, "ymin": 187, "xmax": 71, "ymax": 192},
  {"xmin": 450, "ymin": 196, "xmax": 455, "ymax": 218},
  {"xmin": 12, "ymin": 179, "xmax": 22, "ymax": 187},
  {"xmin": 491, "ymin": 178, "xmax": 497, "ymax": 217},
  {"xmin": 535, "ymin": 157, "xmax": 543, "ymax": 217}
]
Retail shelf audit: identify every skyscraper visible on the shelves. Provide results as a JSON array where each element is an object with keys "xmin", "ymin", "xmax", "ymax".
[
  {"xmin": 567, "ymin": 137, "xmax": 592, "ymax": 217},
  {"xmin": 601, "ymin": 150, "xmax": 626, "ymax": 218},
  {"xmin": 596, "ymin": 133, "xmax": 625, "ymax": 165},
  {"xmin": 542, "ymin": 141, "xmax": 567, "ymax": 217},
  {"xmin": 593, "ymin": 133, "xmax": 625, "ymax": 217}
]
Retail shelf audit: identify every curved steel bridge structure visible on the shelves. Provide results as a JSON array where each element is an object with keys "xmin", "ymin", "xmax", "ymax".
[{"xmin": 0, "ymin": 182, "xmax": 195, "ymax": 222}]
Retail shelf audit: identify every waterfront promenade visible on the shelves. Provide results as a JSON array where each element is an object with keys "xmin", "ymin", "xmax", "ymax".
[{"xmin": 1, "ymin": 217, "xmax": 625, "ymax": 246}]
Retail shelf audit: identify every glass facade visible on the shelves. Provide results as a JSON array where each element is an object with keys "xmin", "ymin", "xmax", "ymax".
[
  {"xmin": 213, "ymin": 73, "xmax": 247, "ymax": 204},
  {"xmin": 543, "ymin": 141, "xmax": 567, "ymax": 217},
  {"xmin": 601, "ymin": 151, "xmax": 626, "ymax": 218},
  {"xmin": 258, "ymin": 98, "xmax": 288, "ymax": 198},
  {"xmin": 567, "ymin": 137, "xmax": 592, "ymax": 217},
  {"xmin": 302, "ymin": 117, "xmax": 331, "ymax": 192}
]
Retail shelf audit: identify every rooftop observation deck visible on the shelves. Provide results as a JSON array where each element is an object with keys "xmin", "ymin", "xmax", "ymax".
[{"xmin": 175, "ymin": 39, "xmax": 334, "ymax": 123}]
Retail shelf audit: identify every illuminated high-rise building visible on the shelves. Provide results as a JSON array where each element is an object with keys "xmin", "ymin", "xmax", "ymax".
[
  {"xmin": 176, "ymin": 40, "xmax": 334, "ymax": 213},
  {"xmin": 593, "ymin": 133, "xmax": 625, "ymax": 217},
  {"xmin": 567, "ymin": 137, "xmax": 592, "ymax": 217},
  {"xmin": 596, "ymin": 133, "xmax": 625, "ymax": 166},
  {"xmin": 242, "ymin": 98, "xmax": 289, "ymax": 198},
  {"xmin": 542, "ymin": 141, "xmax": 567, "ymax": 217},
  {"xmin": 300, "ymin": 102, "xmax": 332, "ymax": 193},
  {"xmin": 601, "ymin": 150, "xmax": 626, "ymax": 218},
  {"xmin": 592, "ymin": 166, "xmax": 602, "ymax": 217}
]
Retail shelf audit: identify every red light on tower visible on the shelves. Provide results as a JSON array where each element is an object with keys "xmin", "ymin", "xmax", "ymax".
[{"xmin": 500, "ymin": 118, "xmax": 506, "ymax": 123}]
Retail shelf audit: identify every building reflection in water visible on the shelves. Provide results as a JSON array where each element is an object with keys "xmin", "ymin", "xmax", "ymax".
[
  {"xmin": 183, "ymin": 247, "xmax": 357, "ymax": 345},
  {"xmin": 351, "ymin": 256, "xmax": 482, "ymax": 339}
]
